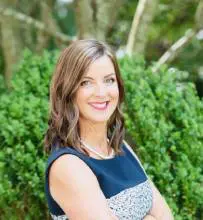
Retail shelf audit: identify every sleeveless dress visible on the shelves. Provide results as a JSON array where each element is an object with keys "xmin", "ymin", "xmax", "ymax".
[{"xmin": 45, "ymin": 142, "xmax": 153, "ymax": 220}]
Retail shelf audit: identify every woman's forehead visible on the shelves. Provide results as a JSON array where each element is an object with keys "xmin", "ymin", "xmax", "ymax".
[{"xmin": 84, "ymin": 56, "xmax": 115, "ymax": 78}]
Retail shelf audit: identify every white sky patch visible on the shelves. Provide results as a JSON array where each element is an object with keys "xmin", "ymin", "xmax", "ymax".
[
  {"xmin": 58, "ymin": 0, "xmax": 73, "ymax": 3},
  {"xmin": 198, "ymin": 66, "xmax": 203, "ymax": 80},
  {"xmin": 116, "ymin": 47, "xmax": 126, "ymax": 59},
  {"xmin": 196, "ymin": 29, "xmax": 203, "ymax": 40},
  {"xmin": 57, "ymin": 0, "xmax": 73, "ymax": 18}
]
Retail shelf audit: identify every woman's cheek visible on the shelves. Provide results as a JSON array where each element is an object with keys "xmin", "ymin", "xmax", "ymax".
[
  {"xmin": 82, "ymin": 87, "xmax": 94, "ymax": 98},
  {"xmin": 110, "ymin": 86, "xmax": 119, "ymax": 99},
  {"xmin": 77, "ymin": 87, "xmax": 94, "ymax": 100}
]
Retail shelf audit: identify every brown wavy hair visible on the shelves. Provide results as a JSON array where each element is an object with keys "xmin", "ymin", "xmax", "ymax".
[{"xmin": 44, "ymin": 39, "xmax": 125, "ymax": 156}]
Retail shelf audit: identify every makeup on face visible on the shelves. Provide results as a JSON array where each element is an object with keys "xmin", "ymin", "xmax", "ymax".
[{"xmin": 75, "ymin": 56, "xmax": 119, "ymax": 123}]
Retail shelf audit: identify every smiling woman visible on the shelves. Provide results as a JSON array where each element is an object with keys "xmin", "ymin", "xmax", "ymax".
[
  {"xmin": 76, "ymin": 56, "xmax": 119, "ymax": 126},
  {"xmin": 44, "ymin": 39, "xmax": 173, "ymax": 220}
]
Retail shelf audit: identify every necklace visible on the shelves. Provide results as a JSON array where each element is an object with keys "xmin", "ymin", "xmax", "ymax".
[{"xmin": 79, "ymin": 139, "xmax": 115, "ymax": 159}]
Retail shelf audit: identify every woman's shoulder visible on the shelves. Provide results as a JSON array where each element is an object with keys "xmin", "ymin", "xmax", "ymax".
[
  {"xmin": 45, "ymin": 146, "xmax": 87, "ymax": 178},
  {"xmin": 46, "ymin": 146, "xmax": 76, "ymax": 164},
  {"xmin": 48, "ymin": 153, "xmax": 98, "ymax": 190}
]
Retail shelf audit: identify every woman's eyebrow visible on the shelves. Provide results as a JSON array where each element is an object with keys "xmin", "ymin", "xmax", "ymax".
[
  {"xmin": 83, "ymin": 73, "xmax": 116, "ymax": 79},
  {"xmin": 104, "ymin": 73, "xmax": 116, "ymax": 78}
]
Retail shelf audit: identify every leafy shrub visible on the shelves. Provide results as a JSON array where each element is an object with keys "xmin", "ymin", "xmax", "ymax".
[
  {"xmin": 0, "ymin": 51, "xmax": 202, "ymax": 219},
  {"xmin": 121, "ymin": 56, "xmax": 203, "ymax": 219},
  {"xmin": 0, "ymin": 50, "xmax": 58, "ymax": 219}
]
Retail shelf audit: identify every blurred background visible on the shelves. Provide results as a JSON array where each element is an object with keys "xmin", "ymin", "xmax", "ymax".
[
  {"xmin": 0, "ymin": 0, "xmax": 203, "ymax": 93},
  {"xmin": 0, "ymin": 0, "xmax": 203, "ymax": 219}
]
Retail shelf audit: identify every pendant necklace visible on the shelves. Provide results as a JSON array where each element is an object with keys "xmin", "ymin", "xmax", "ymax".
[{"xmin": 79, "ymin": 139, "xmax": 115, "ymax": 159}]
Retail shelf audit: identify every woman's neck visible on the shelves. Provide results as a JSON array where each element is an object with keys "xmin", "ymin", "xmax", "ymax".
[{"xmin": 78, "ymin": 119, "xmax": 109, "ymax": 151}]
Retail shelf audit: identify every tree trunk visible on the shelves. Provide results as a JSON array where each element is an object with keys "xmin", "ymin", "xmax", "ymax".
[
  {"xmin": 126, "ymin": 0, "xmax": 159, "ymax": 57},
  {"xmin": 36, "ymin": 1, "xmax": 60, "ymax": 53},
  {"xmin": 74, "ymin": 0, "xmax": 95, "ymax": 39},
  {"xmin": 0, "ymin": 0, "xmax": 19, "ymax": 88},
  {"xmin": 195, "ymin": 0, "xmax": 203, "ymax": 29},
  {"xmin": 95, "ymin": 0, "xmax": 122, "ymax": 41},
  {"xmin": 74, "ymin": 0, "xmax": 123, "ymax": 41}
]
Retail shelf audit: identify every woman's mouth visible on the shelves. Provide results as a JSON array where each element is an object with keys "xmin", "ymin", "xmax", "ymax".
[{"xmin": 88, "ymin": 101, "xmax": 109, "ymax": 110}]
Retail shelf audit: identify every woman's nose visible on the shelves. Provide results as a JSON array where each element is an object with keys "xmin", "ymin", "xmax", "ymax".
[{"xmin": 94, "ymin": 83, "xmax": 107, "ymax": 97}]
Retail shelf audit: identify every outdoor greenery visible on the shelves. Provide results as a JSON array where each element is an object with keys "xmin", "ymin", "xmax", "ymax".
[
  {"xmin": 0, "ymin": 0, "xmax": 203, "ymax": 219},
  {"xmin": 1, "ymin": 0, "xmax": 203, "ymax": 93},
  {"xmin": 0, "ymin": 50, "xmax": 57, "ymax": 219},
  {"xmin": 0, "ymin": 51, "xmax": 202, "ymax": 219},
  {"xmin": 121, "ymin": 56, "xmax": 203, "ymax": 219}
]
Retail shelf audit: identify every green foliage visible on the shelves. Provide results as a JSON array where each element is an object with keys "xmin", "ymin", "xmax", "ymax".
[
  {"xmin": 108, "ymin": 0, "xmax": 203, "ymax": 89},
  {"xmin": 0, "ymin": 50, "xmax": 58, "ymax": 219},
  {"xmin": 0, "ymin": 51, "xmax": 202, "ymax": 219},
  {"xmin": 121, "ymin": 56, "xmax": 203, "ymax": 219}
]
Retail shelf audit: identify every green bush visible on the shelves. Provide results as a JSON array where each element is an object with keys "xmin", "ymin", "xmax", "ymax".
[
  {"xmin": 0, "ymin": 51, "xmax": 202, "ymax": 219},
  {"xmin": 0, "ymin": 50, "xmax": 58, "ymax": 219},
  {"xmin": 121, "ymin": 56, "xmax": 203, "ymax": 219}
]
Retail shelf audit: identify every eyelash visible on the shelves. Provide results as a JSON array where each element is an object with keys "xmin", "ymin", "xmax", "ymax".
[
  {"xmin": 80, "ymin": 78, "xmax": 116, "ymax": 86},
  {"xmin": 105, "ymin": 78, "xmax": 116, "ymax": 84},
  {"xmin": 80, "ymin": 80, "xmax": 90, "ymax": 86}
]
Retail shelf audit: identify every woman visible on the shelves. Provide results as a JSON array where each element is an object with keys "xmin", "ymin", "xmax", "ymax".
[{"xmin": 44, "ymin": 39, "xmax": 173, "ymax": 220}]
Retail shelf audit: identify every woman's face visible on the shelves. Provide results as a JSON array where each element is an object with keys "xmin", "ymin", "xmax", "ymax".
[{"xmin": 75, "ymin": 55, "xmax": 119, "ymax": 124}]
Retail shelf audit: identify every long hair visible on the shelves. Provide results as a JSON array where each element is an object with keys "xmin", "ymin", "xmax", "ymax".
[{"xmin": 44, "ymin": 39, "xmax": 125, "ymax": 155}]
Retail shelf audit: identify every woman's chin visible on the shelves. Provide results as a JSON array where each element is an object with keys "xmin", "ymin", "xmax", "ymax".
[
  {"xmin": 87, "ymin": 116, "xmax": 110, "ymax": 124},
  {"xmin": 79, "ymin": 108, "xmax": 116, "ymax": 124},
  {"xmin": 91, "ymin": 118, "xmax": 109, "ymax": 123}
]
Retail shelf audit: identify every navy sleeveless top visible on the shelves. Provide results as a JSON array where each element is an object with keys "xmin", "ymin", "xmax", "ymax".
[{"xmin": 45, "ymin": 143, "xmax": 153, "ymax": 220}]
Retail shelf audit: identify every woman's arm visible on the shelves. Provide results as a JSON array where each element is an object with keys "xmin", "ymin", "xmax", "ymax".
[
  {"xmin": 49, "ymin": 154, "xmax": 118, "ymax": 220},
  {"xmin": 142, "ymin": 181, "xmax": 174, "ymax": 220},
  {"xmin": 144, "ymin": 215, "xmax": 157, "ymax": 220},
  {"xmin": 148, "ymin": 180, "xmax": 174, "ymax": 220},
  {"xmin": 123, "ymin": 140, "xmax": 174, "ymax": 220}
]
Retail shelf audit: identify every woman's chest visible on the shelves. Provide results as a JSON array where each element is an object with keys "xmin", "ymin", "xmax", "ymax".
[
  {"xmin": 94, "ymin": 157, "xmax": 153, "ymax": 219},
  {"xmin": 106, "ymin": 179, "xmax": 153, "ymax": 220}
]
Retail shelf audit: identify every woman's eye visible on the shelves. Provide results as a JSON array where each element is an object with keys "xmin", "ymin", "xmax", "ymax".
[
  {"xmin": 80, "ymin": 80, "xmax": 91, "ymax": 86},
  {"xmin": 105, "ymin": 78, "xmax": 115, "ymax": 84}
]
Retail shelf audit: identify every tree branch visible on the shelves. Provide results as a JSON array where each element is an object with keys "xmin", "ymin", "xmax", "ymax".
[
  {"xmin": 0, "ymin": 6, "xmax": 75, "ymax": 44},
  {"xmin": 152, "ymin": 29, "xmax": 198, "ymax": 72},
  {"xmin": 153, "ymin": 0, "xmax": 203, "ymax": 72}
]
